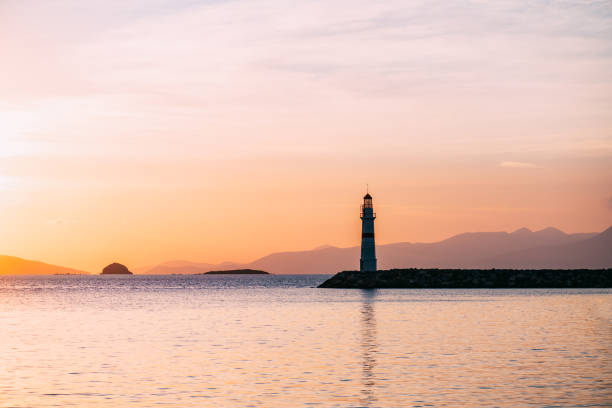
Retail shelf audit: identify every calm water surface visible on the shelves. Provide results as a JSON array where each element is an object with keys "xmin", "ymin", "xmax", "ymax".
[{"xmin": 1, "ymin": 275, "xmax": 611, "ymax": 407}]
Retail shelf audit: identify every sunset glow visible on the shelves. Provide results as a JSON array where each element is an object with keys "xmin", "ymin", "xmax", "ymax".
[{"xmin": 1, "ymin": 0, "xmax": 611, "ymax": 272}]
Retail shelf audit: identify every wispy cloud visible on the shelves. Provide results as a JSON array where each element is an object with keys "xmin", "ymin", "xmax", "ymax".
[
  {"xmin": 1, "ymin": 0, "xmax": 610, "ymax": 157},
  {"xmin": 46, "ymin": 218, "xmax": 69, "ymax": 226},
  {"xmin": 498, "ymin": 161, "xmax": 543, "ymax": 169}
]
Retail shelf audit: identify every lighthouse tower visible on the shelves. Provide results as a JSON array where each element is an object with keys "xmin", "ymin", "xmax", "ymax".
[{"xmin": 360, "ymin": 192, "xmax": 377, "ymax": 272}]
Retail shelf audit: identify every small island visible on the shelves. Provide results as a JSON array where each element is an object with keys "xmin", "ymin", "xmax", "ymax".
[
  {"xmin": 198, "ymin": 269, "xmax": 269, "ymax": 275},
  {"xmin": 319, "ymin": 268, "xmax": 612, "ymax": 289},
  {"xmin": 101, "ymin": 263, "xmax": 133, "ymax": 275}
]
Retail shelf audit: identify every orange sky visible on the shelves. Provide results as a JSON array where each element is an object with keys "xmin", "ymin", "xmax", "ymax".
[{"xmin": 1, "ymin": 0, "xmax": 611, "ymax": 272}]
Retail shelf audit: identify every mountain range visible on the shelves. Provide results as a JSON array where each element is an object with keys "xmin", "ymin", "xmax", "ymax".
[
  {"xmin": 2, "ymin": 226, "xmax": 610, "ymax": 275},
  {"xmin": 137, "ymin": 226, "xmax": 612, "ymax": 274}
]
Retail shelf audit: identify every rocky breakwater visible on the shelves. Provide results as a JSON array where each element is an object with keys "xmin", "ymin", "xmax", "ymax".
[{"xmin": 318, "ymin": 268, "xmax": 612, "ymax": 289}]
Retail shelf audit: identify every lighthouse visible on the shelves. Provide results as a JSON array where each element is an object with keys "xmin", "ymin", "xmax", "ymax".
[{"xmin": 360, "ymin": 192, "xmax": 377, "ymax": 272}]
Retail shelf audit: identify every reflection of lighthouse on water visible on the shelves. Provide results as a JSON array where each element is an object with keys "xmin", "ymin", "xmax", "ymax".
[{"xmin": 359, "ymin": 290, "xmax": 378, "ymax": 407}]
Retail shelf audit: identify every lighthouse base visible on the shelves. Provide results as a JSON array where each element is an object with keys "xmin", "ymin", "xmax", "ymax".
[{"xmin": 359, "ymin": 259, "xmax": 377, "ymax": 272}]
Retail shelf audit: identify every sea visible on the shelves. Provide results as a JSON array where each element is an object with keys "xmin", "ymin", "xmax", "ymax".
[{"xmin": 1, "ymin": 274, "xmax": 611, "ymax": 407}]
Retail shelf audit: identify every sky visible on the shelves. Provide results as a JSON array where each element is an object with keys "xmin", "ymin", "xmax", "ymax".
[{"xmin": 1, "ymin": 0, "xmax": 611, "ymax": 272}]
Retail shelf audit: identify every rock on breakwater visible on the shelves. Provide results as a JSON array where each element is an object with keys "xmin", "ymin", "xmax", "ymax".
[{"xmin": 318, "ymin": 268, "xmax": 612, "ymax": 289}]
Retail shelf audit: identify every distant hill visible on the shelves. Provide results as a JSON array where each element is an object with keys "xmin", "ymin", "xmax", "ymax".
[
  {"xmin": 486, "ymin": 226, "xmax": 612, "ymax": 269},
  {"xmin": 139, "ymin": 226, "xmax": 608, "ymax": 274},
  {"xmin": 0, "ymin": 255, "xmax": 88, "ymax": 275},
  {"xmin": 376, "ymin": 227, "xmax": 598, "ymax": 269}
]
